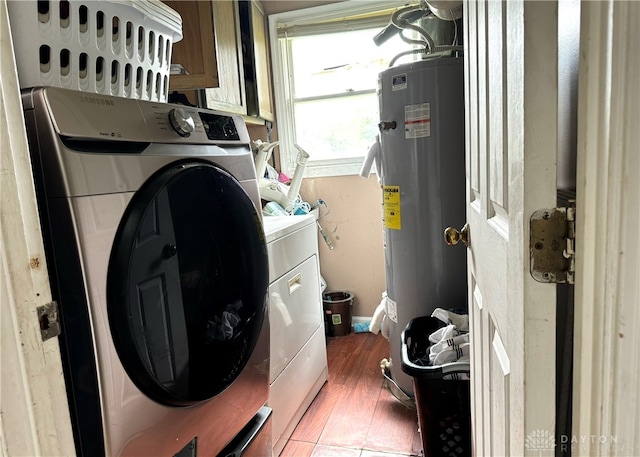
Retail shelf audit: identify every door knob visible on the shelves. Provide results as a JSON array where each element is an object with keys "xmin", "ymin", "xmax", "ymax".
[{"xmin": 444, "ymin": 224, "xmax": 469, "ymax": 248}]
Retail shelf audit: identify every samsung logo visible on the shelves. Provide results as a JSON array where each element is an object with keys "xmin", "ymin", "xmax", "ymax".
[{"xmin": 80, "ymin": 96, "xmax": 115, "ymax": 107}]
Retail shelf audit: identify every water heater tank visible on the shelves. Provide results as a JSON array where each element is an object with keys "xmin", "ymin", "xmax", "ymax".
[{"xmin": 378, "ymin": 57, "xmax": 467, "ymax": 396}]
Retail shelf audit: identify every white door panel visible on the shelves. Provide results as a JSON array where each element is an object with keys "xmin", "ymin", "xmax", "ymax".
[{"xmin": 464, "ymin": 1, "xmax": 559, "ymax": 454}]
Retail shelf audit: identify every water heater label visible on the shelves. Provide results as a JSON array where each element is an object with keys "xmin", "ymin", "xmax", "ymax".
[
  {"xmin": 391, "ymin": 74, "xmax": 407, "ymax": 91},
  {"xmin": 386, "ymin": 297, "xmax": 398, "ymax": 323},
  {"xmin": 404, "ymin": 103, "xmax": 431, "ymax": 139},
  {"xmin": 383, "ymin": 186, "xmax": 401, "ymax": 230}
]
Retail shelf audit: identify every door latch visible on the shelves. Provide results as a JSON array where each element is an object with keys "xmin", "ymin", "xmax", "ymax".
[{"xmin": 530, "ymin": 205, "xmax": 575, "ymax": 284}]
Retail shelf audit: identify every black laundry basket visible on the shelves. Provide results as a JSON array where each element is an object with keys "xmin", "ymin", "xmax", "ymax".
[{"xmin": 401, "ymin": 316, "xmax": 471, "ymax": 457}]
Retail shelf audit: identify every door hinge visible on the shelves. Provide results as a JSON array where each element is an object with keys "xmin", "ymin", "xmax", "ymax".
[
  {"xmin": 37, "ymin": 301, "xmax": 61, "ymax": 341},
  {"xmin": 530, "ymin": 205, "xmax": 575, "ymax": 284}
]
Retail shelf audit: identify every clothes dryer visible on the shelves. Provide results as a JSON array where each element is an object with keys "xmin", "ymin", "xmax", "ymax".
[{"xmin": 21, "ymin": 87, "xmax": 271, "ymax": 457}]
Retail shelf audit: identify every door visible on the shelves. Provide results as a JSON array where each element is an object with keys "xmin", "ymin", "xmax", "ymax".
[
  {"xmin": 463, "ymin": 1, "xmax": 559, "ymax": 455},
  {"xmin": 107, "ymin": 160, "xmax": 269, "ymax": 406}
]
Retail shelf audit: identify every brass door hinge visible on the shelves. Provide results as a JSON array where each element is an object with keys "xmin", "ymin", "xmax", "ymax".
[
  {"xmin": 37, "ymin": 301, "xmax": 61, "ymax": 341},
  {"xmin": 530, "ymin": 205, "xmax": 575, "ymax": 284}
]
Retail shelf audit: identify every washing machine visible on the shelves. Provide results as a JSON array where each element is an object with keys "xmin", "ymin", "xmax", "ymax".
[{"xmin": 21, "ymin": 87, "xmax": 271, "ymax": 457}]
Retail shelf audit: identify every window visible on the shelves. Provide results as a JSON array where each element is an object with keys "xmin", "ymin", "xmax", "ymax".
[{"xmin": 269, "ymin": 1, "xmax": 414, "ymax": 178}]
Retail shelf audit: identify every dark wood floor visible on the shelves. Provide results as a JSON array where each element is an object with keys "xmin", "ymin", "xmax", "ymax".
[{"xmin": 281, "ymin": 332, "xmax": 423, "ymax": 457}]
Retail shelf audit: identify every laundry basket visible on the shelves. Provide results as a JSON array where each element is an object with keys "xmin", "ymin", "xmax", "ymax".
[
  {"xmin": 7, "ymin": 0, "xmax": 182, "ymax": 102},
  {"xmin": 401, "ymin": 316, "xmax": 471, "ymax": 457}
]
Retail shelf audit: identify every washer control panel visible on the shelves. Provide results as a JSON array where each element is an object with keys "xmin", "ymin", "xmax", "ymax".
[
  {"xmin": 39, "ymin": 87, "xmax": 250, "ymax": 145},
  {"xmin": 198, "ymin": 111, "xmax": 240, "ymax": 141}
]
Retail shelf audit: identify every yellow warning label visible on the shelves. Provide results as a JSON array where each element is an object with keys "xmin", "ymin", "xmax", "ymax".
[{"xmin": 383, "ymin": 186, "xmax": 401, "ymax": 230}]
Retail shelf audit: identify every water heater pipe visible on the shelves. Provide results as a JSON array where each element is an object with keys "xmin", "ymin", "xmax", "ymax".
[{"xmin": 359, "ymin": 135, "xmax": 382, "ymax": 183}]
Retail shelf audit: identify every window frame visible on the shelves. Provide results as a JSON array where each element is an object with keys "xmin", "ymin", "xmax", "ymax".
[{"xmin": 268, "ymin": 0, "xmax": 408, "ymax": 178}]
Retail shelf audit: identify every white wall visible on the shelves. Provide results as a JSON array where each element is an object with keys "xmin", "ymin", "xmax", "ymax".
[{"xmin": 299, "ymin": 175, "xmax": 386, "ymax": 318}]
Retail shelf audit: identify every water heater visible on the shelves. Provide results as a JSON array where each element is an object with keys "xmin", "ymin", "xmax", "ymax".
[{"xmin": 378, "ymin": 57, "xmax": 467, "ymax": 395}]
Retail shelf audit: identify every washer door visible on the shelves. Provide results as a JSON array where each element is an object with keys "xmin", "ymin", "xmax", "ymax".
[{"xmin": 107, "ymin": 161, "xmax": 268, "ymax": 406}]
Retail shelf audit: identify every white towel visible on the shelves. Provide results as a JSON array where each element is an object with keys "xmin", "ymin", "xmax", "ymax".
[
  {"xmin": 429, "ymin": 333, "xmax": 470, "ymax": 361},
  {"xmin": 428, "ymin": 324, "xmax": 458, "ymax": 344},
  {"xmin": 431, "ymin": 308, "xmax": 469, "ymax": 332},
  {"xmin": 431, "ymin": 342, "xmax": 471, "ymax": 365}
]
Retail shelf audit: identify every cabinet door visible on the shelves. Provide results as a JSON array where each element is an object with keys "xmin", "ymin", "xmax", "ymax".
[
  {"xmin": 244, "ymin": 0, "xmax": 274, "ymax": 121},
  {"xmin": 166, "ymin": 0, "xmax": 271, "ymax": 120},
  {"xmin": 165, "ymin": 1, "xmax": 219, "ymax": 90},
  {"xmin": 204, "ymin": 1, "xmax": 247, "ymax": 114}
]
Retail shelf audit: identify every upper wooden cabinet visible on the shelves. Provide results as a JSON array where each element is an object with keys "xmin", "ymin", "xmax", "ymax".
[
  {"xmin": 164, "ymin": 1, "xmax": 220, "ymax": 90},
  {"xmin": 240, "ymin": 0, "xmax": 274, "ymax": 121},
  {"xmin": 164, "ymin": 0, "xmax": 273, "ymax": 121},
  {"xmin": 203, "ymin": 1, "xmax": 246, "ymax": 115}
]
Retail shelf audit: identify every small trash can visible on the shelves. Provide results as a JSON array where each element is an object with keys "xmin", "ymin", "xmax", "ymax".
[
  {"xmin": 401, "ymin": 316, "xmax": 471, "ymax": 457},
  {"xmin": 322, "ymin": 291, "xmax": 353, "ymax": 337}
]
